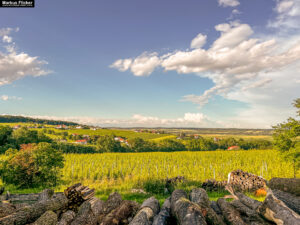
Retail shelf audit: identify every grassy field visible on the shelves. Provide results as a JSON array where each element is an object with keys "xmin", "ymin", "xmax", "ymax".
[{"xmin": 0, "ymin": 149, "xmax": 293, "ymax": 203}]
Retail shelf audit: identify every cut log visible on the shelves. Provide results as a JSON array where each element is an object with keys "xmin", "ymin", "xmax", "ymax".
[
  {"xmin": 217, "ymin": 198, "xmax": 247, "ymax": 225},
  {"xmin": 57, "ymin": 210, "xmax": 76, "ymax": 225},
  {"xmin": 97, "ymin": 192, "xmax": 123, "ymax": 223},
  {"xmin": 129, "ymin": 197, "xmax": 160, "ymax": 225},
  {"xmin": 170, "ymin": 189, "xmax": 187, "ymax": 217},
  {"xmin": 189, "ymin": 188, "xmax": 210, "ymax": 208},
  {"xmin": 31, "ymin": 210, "xmax": 57, "ymax": 225},
  {"xmin": 171, "ymin": 189, "xmax": 207, "ymax": 225},
  {"xmin": 64, "ymin": 183, "xmax": 95, "ymax": 212},
  {"xmin": 190, "ymin": 188, "xmax": 225, "ymax": 225},
  {"xmin": 235, "ymin": 192, "xmax": 261, "ymax": 210},
  {"xmin": 153, "ymin": 197, "xmax": 171, "ymax": 225},
  {"xmin": 0, "ymin": 202, "xmax": 15, "ymax": 219},
  {"xmin": 71, "ymin": 197, "xmax": 104, "ymax": 225},
  {"xmin": 0, "ymin": 193, "xmax": 68, "ymax": 225},
  {"xmin": 100, "ymin": 200, "xmax": 140, "ymax": 225},
  {"xmin": 210, "ymin": 201, "xmax": 222, "ymax": 215},
  {"xmin": 257, "ymin": 190, "xmax": 300, "ymax": 225},
  {"xmin": 272, "ymin": 189, "xmax": 300, "ymax": 215},
  {"xmin": 230, "ymin": 200, "xmax": 269, "ymax": 225},
  {"xmin": 268, "ymin": 178, "xmax": 300, "ymax": 196},
  {"xmin": 38, "ymin": 189, "xmax": 54, "ymax": 202}
]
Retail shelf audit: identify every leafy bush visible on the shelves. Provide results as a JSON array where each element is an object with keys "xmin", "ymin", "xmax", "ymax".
[
  {"xmin": 142, "ymin": 179, "xmax": 166, "ymax": 195},
  {"xmin": 0, "ymin": 142, "xmax": 64, "ymax": 188}
]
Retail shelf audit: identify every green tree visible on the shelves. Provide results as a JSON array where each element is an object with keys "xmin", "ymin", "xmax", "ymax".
[
  {"xmin": 96, "ymin": 135, "xmax": 123, "ymax": 152},
  {"xmin": 0, "ymin": 126, "xmax": 13, "ymax": 145},
  {"xmin": 128, "ymin": 138, "xmax": 156, "ymax": 152},
  {"xmin": 273, "ymin": 99, "xmax": 300, "ymax": 178},
  {"xmin": 158, "ymin": 139, "xmax": 186, "ymax": 152},
  {"xmin": 0, "ymin": 142, "xmax": 64, "ymax": 188}
]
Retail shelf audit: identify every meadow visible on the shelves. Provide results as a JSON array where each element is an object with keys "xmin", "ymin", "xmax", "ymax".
[{"xmin": 0, "ymin": 149, "xmax": 294, "ymax": 202}]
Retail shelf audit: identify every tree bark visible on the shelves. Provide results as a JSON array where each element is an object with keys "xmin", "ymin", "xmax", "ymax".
[
  {"xmin": 153, "ymin": 197, "xmax": 171, "ymax": 225},
  {"xmin": 71, "ymin": 197, "xmax": 104, "ymax": 225},
  {"xmin": 272, "ymin": 189, "xmax": 300, "ymax": 215},
  {"xmin": 0, "ymin": 193, "xmax": 68, "ymax": 225},
  {"xmin": 217, "ymin": 198, "xmax": 247, "ymax": 225},
  {"xmin": 171, "ymin": 190, "xmax": 207, "ymax": 225},
  {"xmin": 235, "ymin": 193, "xmax": 261, "ymax": 210},
  {"xmin": 31, "ymin": 210, "xmax": 57, "ymax": 225},
  {"xmin": 257, "ymin": 190, "xmax": 300, "ymax": 225},
  {"xmin": 97, "ymin": 192, "xmax": 123, "ymax": 223},
  {"xmin": 230, "ymin": 200, "xmax": 270, "ymax": 225},
  {"xmin": 0, "ymin": 203, "xmax": 15, "ymax": 219},
  {"xmin": 57, "ymin": 210, "xmax": 76, "ymax": 225},
  {"xmin": 38, "ymin": 189, "xmax": 54, "ymax": 202},
  {"xmin": 100, "ymin": 200, "xmax": 140, "ymax": 225},
  {"xmin": 129, "ymin": 197, "xmax": 160, "ymax": 225},
  {"xmin": 190, "ymin": 188, "xmax": 225, "ymax": 225},
  {"xmin": 268, "ymin": 178, "xmax": 300, "ymax": 196}
]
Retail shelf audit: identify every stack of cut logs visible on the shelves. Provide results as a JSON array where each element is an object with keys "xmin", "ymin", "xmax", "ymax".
[
  {"xmin": 202, "ymin": 170, "xmax": 267, "ymax": 192},
  {"xmin": 228, "ymin": 170, "xmax": 267, "ymax": 192},
  {"xmin": 0, "ymin": 176, "xmax": 299, "ymax": 225},
  {"xmin": 201, "ymin": 179, "xmax": 227, "ymax": 191},
  {"xmin": 64, "ymin": 183, "xmax": 95, "ymax": 211}
]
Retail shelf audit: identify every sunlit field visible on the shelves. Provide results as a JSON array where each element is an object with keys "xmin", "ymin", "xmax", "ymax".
[{"xmin": 60, "ymin": 150, "xmax": 292, "ymax": 192}]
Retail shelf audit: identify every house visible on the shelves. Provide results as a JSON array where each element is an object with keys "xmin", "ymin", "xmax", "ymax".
[
  {"xmin": 114, "ymin": 137, "xmax": 126, "ymax": 143},
  {"xmin": 90, "ymin": 127, "xmax": 97, "ymax": 131},
  {"xmin": 76, "ymin": 126, "xmax": 82, "ymax": 129},
  {"xmin": 227, "ymin": 146, "xmax": 240, "ymax": 150},
  {"xmin": 194, "ymin": 134, "xmax": 199, "ymax": 139},
  {"xmin": 13, "ymin": 125, "xmax": 21, "ymax": 129},
  {"xmin": 56, "ymin": 124, "xmax": 68, "ymax": 129},
  {"xmin": 214, "ymin": 137, "xmax": 220, "ymax": 142},
  {"xmin": 72, "ymin": 133, "xmax": 78, "ymax": 136},
  {"xmin": 75, "ymin": 139, "xmax": 87, "ymax": 145}
]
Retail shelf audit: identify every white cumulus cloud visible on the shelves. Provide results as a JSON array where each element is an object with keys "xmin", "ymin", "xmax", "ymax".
[
  {"xmin": 218, "ymin": 0, "xmax": 240, "ymax": 7},
  {"xmin": 0, "ymin": 27, "xmax": 51, "ymax": 86},
  {"xmin": 110, "ymin": 52, "xmax": 161, "ymax": 76},
  {"xmin": 190, "ymin": 33, "xmax": 207, "ymax": 49}
]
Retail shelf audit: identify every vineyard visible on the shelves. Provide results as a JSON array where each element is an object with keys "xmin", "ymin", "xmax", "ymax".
[{"xmin": 59, "ymin": 150, "xmax": 293, "ymax": 194}]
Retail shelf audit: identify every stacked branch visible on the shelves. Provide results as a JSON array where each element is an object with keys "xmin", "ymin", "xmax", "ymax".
[{"xmin": 64, "ymin": 183, "xmax": 95, "ymax": 211}]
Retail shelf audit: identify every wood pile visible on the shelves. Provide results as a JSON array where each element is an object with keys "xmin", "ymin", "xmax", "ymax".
[
  {"xmin": 228, "ymin": 169, "xmax": 267, "ymax": 192},
  {"xmin": 202, "ymin": 170, "xmax": 267, "ymax": 192},
  {"xmin": 0, "ymin": 174, "xmax": 299, "ymax": 225},
  {"xmin": 201, "ymin": 179, "xmax": 227, "ymax": 191}
]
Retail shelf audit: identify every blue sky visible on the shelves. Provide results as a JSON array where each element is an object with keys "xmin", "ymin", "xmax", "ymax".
[{"xmin": 0, "ymin": 0, "xmax": 299, "ymax": 128}]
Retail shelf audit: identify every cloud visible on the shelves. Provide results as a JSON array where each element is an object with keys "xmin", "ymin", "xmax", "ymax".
[
  {"xmin": 110, "ymin": 52, "xmax": 161, "ymax": 76},
  {"xmin": 0, "ymin": 95, "xmax": 22, "ymax": 101},
  {"xmin": 16, "ymin": 112, "xmax": 221, "ymax": 128},
  {"xmin": 269, "ymin": 0, "xmax": 300, "ymax": 29},
  {"xmin": 218, "ymin": 0, "xmax": 240, "ymax": 7},
  {"xmin": 190, "ymin": 33, "xmax": 207, "ymax": 49},
  {"xmin": 111, "ymin": 21, "xmax": 300, "ymax": 107},
  {"xmin": 0, "ymin": 27, "xmax": 51, "ymax": 86}
]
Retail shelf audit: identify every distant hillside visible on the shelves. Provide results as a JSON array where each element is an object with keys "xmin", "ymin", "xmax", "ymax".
[{"xmin": 0, "ymin": 115, "xmax": 79, "ymax": 126}]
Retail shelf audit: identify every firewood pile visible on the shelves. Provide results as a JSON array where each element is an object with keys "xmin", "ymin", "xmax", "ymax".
[
  {"xmin": 0, "ymin": 176, "xmax": 299, "ymax": 225},
  {"xmin": 202, "ymin": 169, "xmax": 267, "ymax": 192}
]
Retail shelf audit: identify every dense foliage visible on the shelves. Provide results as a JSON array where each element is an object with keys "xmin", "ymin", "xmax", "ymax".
[
  {"xmin": 273, "ymin": 98, "xmax": 300, "ymax": 177},
  {"xmin": 0, "ymin": 115, "xmax": 79, "ymax": 126},
  {"xmin": 0, "ymin": 127, "xmax": 52, "ymax": 153},
  {"xmin": 0, "ymin": 143, "xmax": 64, "ymax": 188}
]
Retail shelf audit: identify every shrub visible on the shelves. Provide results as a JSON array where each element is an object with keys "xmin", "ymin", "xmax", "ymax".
[
  {"xmin": 142, "ymin": 179, "xmax": 166, "ymax": 195},
  {"xmin": 0, "ymin": 142, "xmax": 64, "ymax": 188}
]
